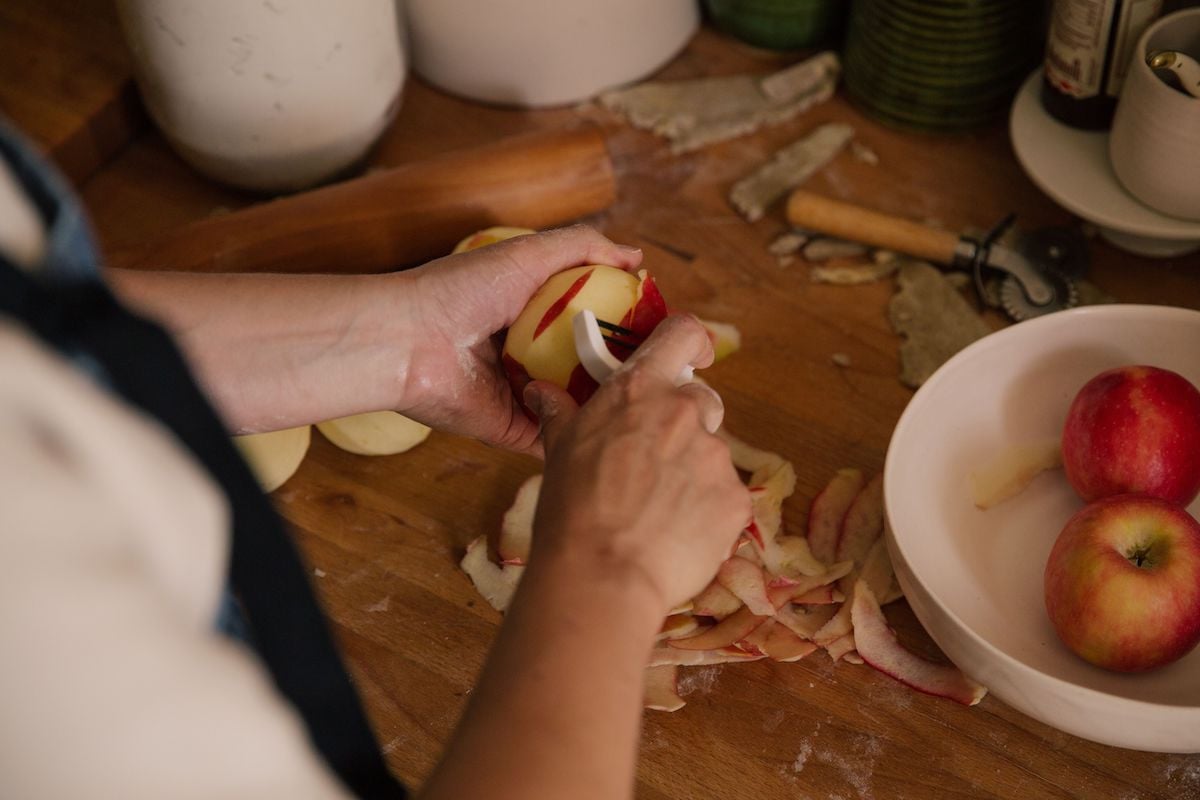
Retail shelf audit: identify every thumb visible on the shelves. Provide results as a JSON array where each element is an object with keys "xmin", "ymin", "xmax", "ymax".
[{"xmin": 523, "ymin": 381, "xmax": 579, "ymax": 454}]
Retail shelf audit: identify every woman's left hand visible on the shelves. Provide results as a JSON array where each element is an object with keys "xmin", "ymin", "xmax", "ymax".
[{"xmin": 107, "ymin": 226, "xmax": 640, "ymax": 448}]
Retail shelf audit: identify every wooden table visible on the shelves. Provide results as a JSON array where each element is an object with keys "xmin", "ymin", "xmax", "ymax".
[{"xmin": 32, "ymin": 24, "xmax": 1200, "ymax": 800}]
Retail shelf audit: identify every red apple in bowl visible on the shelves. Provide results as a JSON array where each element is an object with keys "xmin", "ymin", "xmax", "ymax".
[
  {"xmin": 1044, "ymin": 493, "xmax": 1200, "ymax": 672},
  {"xmin": 1061, "ymin": 365, "xmax": 1200, "ymax": 506},
  {"xmin": 501, "ymin": 264, "xmax": 668, "ymax": 408}
]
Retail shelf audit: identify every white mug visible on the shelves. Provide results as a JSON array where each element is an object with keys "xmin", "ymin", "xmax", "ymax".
[
  {"xmin": 116, "ymin": 0, "xmax": 407, "ymax": 193},
  {"xmin": 1110, "ymin": 8, "xmax": 1200, "ymax": 221}
]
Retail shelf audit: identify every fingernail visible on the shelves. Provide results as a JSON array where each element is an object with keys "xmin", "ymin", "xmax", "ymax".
[
  {"xmin": 616, "ymin": 244, "xmax": 642, "ymax": 256},
  {"xmin": 523, "ymin": 385, "xmax": 543, "ymax": 417},
  {"xmin": 701, "ymin": 385, "xmax": 724, "ymax": 433},
  {"xmin": 705, "ymin": 403, "xmax": 724, "ymax": 435}
]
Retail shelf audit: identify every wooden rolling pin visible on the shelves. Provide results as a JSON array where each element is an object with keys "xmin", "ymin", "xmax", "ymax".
[
  {"xmin": 109, "ymin": 126, "xmax": 616, "ymax": 274},
  {"xmin": 786, "ymin": 189, "xmax": 961, "ymax": 264}
]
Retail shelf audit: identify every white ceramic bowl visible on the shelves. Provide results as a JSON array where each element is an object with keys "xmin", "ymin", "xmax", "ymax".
[
  {"xmin": 884, "ymin": 305, "xmax": 1200, "ymax": 753},
  {"xmin": 404, "ymin": 0, "xmax": 699, "ymax": 108}
]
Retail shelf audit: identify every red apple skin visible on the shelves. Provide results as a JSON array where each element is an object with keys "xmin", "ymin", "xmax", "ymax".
[
  {"xmin": 1044, "ymin": 494, "xmax": 1200, "ymax": 672},
  {"xmin": 1061, "ymin": 365, "xmax": 1200, "ymax": 506}
]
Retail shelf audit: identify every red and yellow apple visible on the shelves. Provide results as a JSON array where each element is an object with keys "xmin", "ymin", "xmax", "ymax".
[
  {"xmin": 1044, "ymin": 493, "xmax": 1200, "ymax": 672},
  {"xmin": 502, "ymin": 264, "xmax": 668, "ymax": 408},
  {"xmin": 1062, "ymin": 365, "xmax": 1200, "ymax": 506}
]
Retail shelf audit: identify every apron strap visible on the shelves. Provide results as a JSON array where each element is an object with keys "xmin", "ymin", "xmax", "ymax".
[{"xmin": 0, "ymin": 257, "xmax": 406, "ymax": 799}]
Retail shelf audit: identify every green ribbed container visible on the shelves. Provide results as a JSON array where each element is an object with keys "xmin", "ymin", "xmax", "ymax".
[
  {"xmin": 842, "ymin": 0, "xmax": 1046, "ymax": 132},
  {"xmin": 705, "ymin": 0, "xmax": 845, "ymax": 50}
]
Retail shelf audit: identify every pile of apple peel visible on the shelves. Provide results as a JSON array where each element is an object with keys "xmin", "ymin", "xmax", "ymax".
[{"xmin": 460, "ymin": 431, "xmax": 987, "ymax": 711}]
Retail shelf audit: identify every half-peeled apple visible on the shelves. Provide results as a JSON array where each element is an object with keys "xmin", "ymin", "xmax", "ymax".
[{"xmin": 502, "ymin": 264, "xmax": 668, "ymax": 407}]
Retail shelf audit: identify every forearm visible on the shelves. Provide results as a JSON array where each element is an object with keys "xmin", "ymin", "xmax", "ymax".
[
  {"xmin": 421, "ymin": 553, "xmax": 663, "ymax": 800},
  {"xmin": 106, "ymin": 269, "xmax": 416, "ymax": 434}
]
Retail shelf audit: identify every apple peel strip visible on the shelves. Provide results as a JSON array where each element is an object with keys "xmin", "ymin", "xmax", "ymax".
[
  {"xmin": 717, "ymin": 556, "xmax": 775, "ymax": 616},
  {"xmin": 649, "ymin": 646, "xmax": 767, "ymax": 668},
  {"xmin": 836, "ymin": 473, "xmax": 884, "ymax": 566},
  {"xmin": 850, "ymin": 581, "xmax": 987, "ymax": 706},
  {"xmin": 644, "ymin": 665, "xmax": 686, "ymax": 712},
  {"xmin": 460, "ymin": 536, "xmax": 524, "ymax": 613},
  {"xmin": 498, "ymin": 474, "xmax": 541, "ymax": 565},
  {"xmin": 806, "ymin": 467, "xmax": 865, "ymax": 564}
]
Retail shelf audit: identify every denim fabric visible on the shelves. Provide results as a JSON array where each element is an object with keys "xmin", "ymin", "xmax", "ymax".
[
  {"xmin": 0, "ymin": 118, "xmax": 101, "ymax": 285},
  {"xmin": 0, "ymin": 116, "xmax": 249, "ymax": 642}
]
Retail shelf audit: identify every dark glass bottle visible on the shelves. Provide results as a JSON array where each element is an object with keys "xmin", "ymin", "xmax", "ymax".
[{"xmin": 1041, "ymin": 0, "xmax": 1164, "ymax": 129}]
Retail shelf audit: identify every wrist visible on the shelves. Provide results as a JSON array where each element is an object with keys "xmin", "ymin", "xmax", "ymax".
[
  {"xmin": 520, "ymin": 539, "xmax": 669, "ymax": 643},
  {"xmin": 358, "ymin": 270, "xmax": 424, "ymax": 413}
]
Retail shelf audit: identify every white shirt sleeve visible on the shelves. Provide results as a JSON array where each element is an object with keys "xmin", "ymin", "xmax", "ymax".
[{"xmin": 0, "ymin": 323, "xmax": 356, "ymax": 800}]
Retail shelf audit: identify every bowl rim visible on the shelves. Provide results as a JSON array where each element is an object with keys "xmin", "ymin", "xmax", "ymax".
[{"xmin": 884, "ymin": 303, "xmax": 1200, "ymax": 719}]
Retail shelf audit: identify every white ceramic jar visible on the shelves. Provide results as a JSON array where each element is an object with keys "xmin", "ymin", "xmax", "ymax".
[
  {"xmin": 403, "ymin": 0, "xmax": 699, "ymax": 108},
  {"xmin": 116, "ymin": 0, "xmax": 406, "ymax": 192}
]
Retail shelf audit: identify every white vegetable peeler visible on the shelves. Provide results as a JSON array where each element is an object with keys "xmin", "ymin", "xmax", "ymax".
[{"xmin": 572, "ymin": 310, "xmax": 694, "ymax": 386}]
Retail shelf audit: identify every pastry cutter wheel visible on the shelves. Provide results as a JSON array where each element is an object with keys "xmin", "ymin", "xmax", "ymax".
[
  {"xmin": 572, "ymin": 309, "xmax": 694, "ymax": 384},
  {"xmin": 786, "ymin": 190, "xmax": 1084, "ymax": 321}
]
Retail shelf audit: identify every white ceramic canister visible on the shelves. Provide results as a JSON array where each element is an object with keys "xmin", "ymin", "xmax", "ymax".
[
  {"xmin": 403, "ymin": 0, "xmax": 699, "ymax": 108},
  {"xmin": 116, "ymin": 0, "xmax": 406, "ymax": 193},
  {"xmin": 1110, "ymin": 8, "xmax": 1200, "ymax": 221}
]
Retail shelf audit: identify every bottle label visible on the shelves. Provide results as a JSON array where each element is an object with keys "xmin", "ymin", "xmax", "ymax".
[
  {"xmin": 1106, "ymin": 0, "xmax": 1164, "ymax": 97},
  {"xmin": 1045, "ymin": 0, "xmax": 1118, "ymax": 99}
]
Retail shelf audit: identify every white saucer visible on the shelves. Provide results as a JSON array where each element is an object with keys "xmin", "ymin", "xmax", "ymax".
[{"xmin": 1010, "ymin": 71, "xmax": 1200, "ymax": 258}]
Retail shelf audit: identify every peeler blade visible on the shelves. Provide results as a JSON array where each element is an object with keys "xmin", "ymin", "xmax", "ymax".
[{"xmin": 573, "ymin": 310, "xmax": 624, "ymax": 384}]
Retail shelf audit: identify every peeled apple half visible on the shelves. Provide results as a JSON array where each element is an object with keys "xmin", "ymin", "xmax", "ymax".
[
  {"xmin": 697, "ymin": 318, "xmax": 741, "ymax": 363},
  {"xmin": 452, "ymin": 226, "xmax": 536, "ymax": 253},
  {"xmin": 234, "ymin": 425, "xmax": 312, "ymax": 492},
  {"xmin": 316, "ymin": 411, "xmax": 431, "ymax": 456}
]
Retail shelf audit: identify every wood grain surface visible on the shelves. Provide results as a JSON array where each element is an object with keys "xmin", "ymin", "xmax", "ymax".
[
  {"xmin": 50, "ymin": 22, "xmax": 1200, "ymax": 800},
  {"xmin": 0, "ymin": 0, "xmax": 143, "ymax": 183}
]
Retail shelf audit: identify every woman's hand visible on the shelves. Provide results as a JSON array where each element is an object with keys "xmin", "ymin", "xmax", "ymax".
[
  {"xmin": 525, "ymin": 314, "xmax": 752, "ymax": 617},
  {"xmin": 107, "ymin": 225, "xmax": 640, "ymax": 443},
  {"xmin": 398, "ymin": 225, "xmax": 643, "ymax": 455}
]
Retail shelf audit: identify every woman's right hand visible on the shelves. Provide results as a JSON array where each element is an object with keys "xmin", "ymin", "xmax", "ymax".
[{"xmin": 524, "ymin": 314, "xmax": 752, "ymax": 619}]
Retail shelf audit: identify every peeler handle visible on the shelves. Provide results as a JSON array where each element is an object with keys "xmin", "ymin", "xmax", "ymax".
[{"xmin": 786, "ymin": 190, "xmax": 961, "ymax": 265}]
